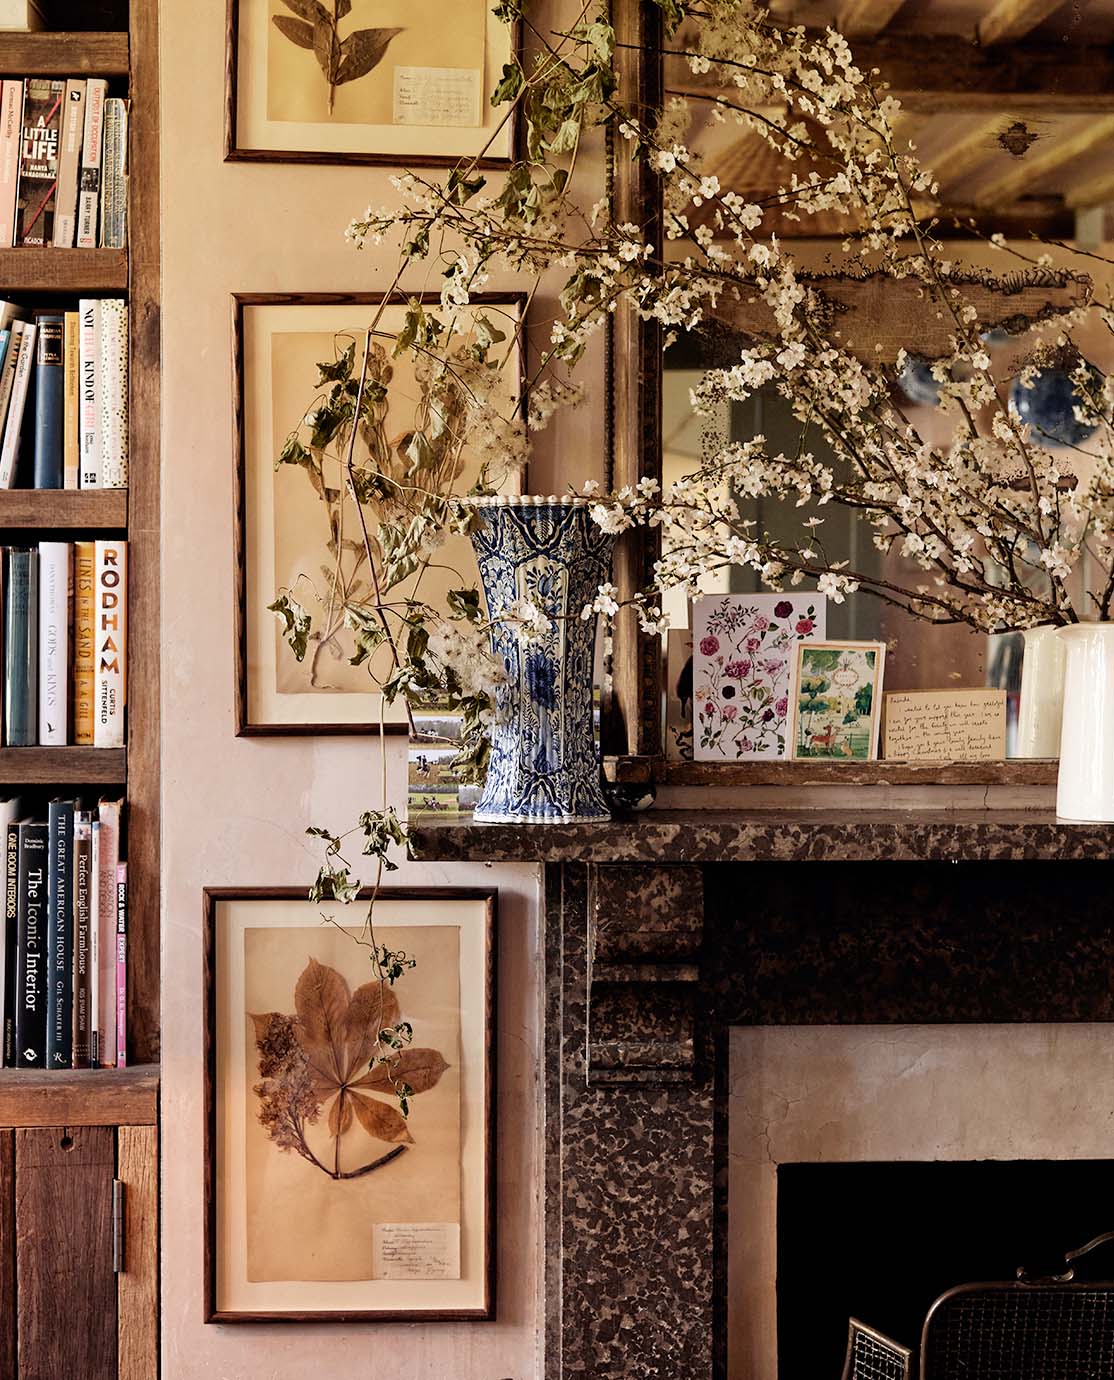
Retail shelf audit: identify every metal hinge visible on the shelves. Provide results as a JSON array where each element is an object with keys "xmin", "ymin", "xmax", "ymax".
[{"xmin": 112, "ymin": 1180, "xmax": 126, "ymax": 1274}]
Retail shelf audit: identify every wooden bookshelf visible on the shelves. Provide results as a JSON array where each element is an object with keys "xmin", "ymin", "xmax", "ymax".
[
  {"xmin": 0, "ymin": 489, "xmax": 126, "ymax": 529},
  {"xmin": 0, "ymin": 747, "xmax": 126, "ymax": 785},
  {"xmin": 0, "ymin": 248, "xmax": 127, "ymax": 291},
  {"xmin": 0, "ymin": 1065, "xmax": 156, "ymax": 1127},
  {"xmin": 0, "ymin": 30, "xmax": 128, "ymax": 76}
]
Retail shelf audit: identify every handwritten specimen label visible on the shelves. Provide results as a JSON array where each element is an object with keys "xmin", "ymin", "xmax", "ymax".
[
  {"xmin": 882, "ymin": 689, "xmax": 1007, "ymax": 762},
  {"xmin": 372, "ymin": 1223, "xmax": 461, "ymax": 1280},
  {"xmin": 393, "ymin": 67, "xmax": 482, "ymax": 128}
]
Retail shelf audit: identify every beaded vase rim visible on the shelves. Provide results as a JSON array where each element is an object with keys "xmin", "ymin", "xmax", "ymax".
[{"xmin": 460, "ymin": 493, "xmax": 595, "ymax": 509}]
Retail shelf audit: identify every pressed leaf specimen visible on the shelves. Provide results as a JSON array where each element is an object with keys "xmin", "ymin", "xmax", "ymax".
[
  {"xmin": 251, "ymin": 955, "xmax": 448, "ymax": 1179},
  {"xmin": 272, "ymin": 0, "xmax": 404, "ymax": 114}
]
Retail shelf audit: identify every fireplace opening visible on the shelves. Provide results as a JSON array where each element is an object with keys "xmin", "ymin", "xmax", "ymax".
[{"xmin": 775, "ymin": 1160, "xmax": 1114, "ymax": 1378}]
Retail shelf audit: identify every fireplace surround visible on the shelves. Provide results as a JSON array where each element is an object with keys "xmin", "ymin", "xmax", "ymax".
[{"xmin": 414, "ymin": 814, "xmax": 1114, "ymax": 1379}]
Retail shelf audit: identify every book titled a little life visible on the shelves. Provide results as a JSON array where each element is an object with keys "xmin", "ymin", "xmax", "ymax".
[{"xmin": 15, "ymin": 77, "xmax": 63, "ymax": 246}]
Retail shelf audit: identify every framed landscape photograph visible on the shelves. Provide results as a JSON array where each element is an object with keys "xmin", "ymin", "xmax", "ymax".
[
  {"xmin": 789, "ymin": 640, "xmax": 887, "ymax": 762},
  {"xmin": 204, "ymin": 887, "xmax": 496, "ymax": 1322},
  {"xmin": 233, "ymin": 292, "xmax": 525, "ymax": 734},
  {"xmin": 225, "ymin": 0, "xmax": 518, "ymax": 165}
]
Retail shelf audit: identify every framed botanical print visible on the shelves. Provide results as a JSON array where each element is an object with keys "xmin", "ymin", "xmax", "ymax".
[
  {"xmin": 204, "ymin": 887, "xmax": 496, "ymax": 1322},
  {"xmin": 232, "ymin": 291, "xmax": 525, "ymax": 734},
  {"xmin": 225, "ymin": 0, "xmax": 519, "ymax": 165}
]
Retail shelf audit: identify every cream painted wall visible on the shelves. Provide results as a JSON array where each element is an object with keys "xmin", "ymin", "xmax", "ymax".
[{"xmin": 156, "ymin": 2, "xmax": 600, "ymax": 1374}]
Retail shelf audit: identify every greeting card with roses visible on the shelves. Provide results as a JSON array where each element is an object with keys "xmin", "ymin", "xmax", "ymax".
[{"xmin": 692, "ymin": 594, "xmax": 827, "ymax": 761}]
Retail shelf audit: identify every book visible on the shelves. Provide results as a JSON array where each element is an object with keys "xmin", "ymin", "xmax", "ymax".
[
  {"xmin": 0, "ymin": 2, "xmax": 46, "ymax": 29},
  {"xmin": 52, "ymin": 79, "xmax": 84, "ymax": 248},
  {"xmin": 77, "ymin": 299, "xmax": 99, "ymax": 487},
  {"xmin": 37, "ymin": 540, "xmax": 69, "ymax": 745},
  {"xmin": 32, "ymin": 311, "xmax": 65, "ymax": 489},
  {"xmin": 98, "ymin": 300, "xmax": 127, "ymax": 488},
  {"xmin": 115, "ymin": 860, "xmax": 126, "ymax": 1066},
  {"xmin": 14, "ymin": 818, "xmax": 48, "ymax": 1068},
  {"xmin": 1, "ymin": 812, "xmax": 19, "ymax": 1064},
  {"xmin": 72, "ymin": 812, "xmax": 91, "ymax": 1067},
  {"xmin": 0, "ymin": 300, "xmax": 25, "ymax": 333},
  {"xmin": 0, "ymin": 319, "xmax": 36, "ymax": 488},
  {"xmin": 0, "ymin": 799, "xmax": 19, "ymax": 1066},
  {"xmin": 95, "ymin": 797, "xmax": 120, "ymax": 1067},
  {"xmin": 94, "ymin": 540, "xmax": 126, "ymax": 748},
  {"xmin": 72, "ymin": 540, "xmax": 95, "ymax": 744},
  {"xmin": 0, "ymin": 81, "xmax": 22, "ymax": 248},
  {"xmin": 100, "ymin": 97, "xmax": 127, "ymax": 250},
  {"xmin": 46, "ymin": 799, "xmax": 73, "ymax": 1069},
  {"xmin": 76, "ymin": 78, "xmax": 106, "ymax": 250},
  {"xmin": 0, "ymin": 319, "xmax": 25, "ymax": 443},
  {"xmin": 4, "ymin": 547, "xmax": 37, "ymax": 746},
  {"xmin": 89, "ymin": 818, "xmax": 99, "ymax": 1063},
  {"xmin": 63, "ymin": 312, "xmax": 79, "ymax": 489},
  {"xmin": 15, "ymin": 77, "xmax": 63, "ymax": 246}
]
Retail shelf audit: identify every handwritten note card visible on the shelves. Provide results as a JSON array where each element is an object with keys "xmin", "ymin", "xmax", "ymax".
[
  {"xmin": 393, "ymin": 67, "xmax": 482, "ymax": 128},
  {"xmin": 372, "ymin": 1223, "xmax": 461, "ymax": 1281},
  {"xmin": 882, "ymin": 690, "xmax": 1007, "ymax": 762}
]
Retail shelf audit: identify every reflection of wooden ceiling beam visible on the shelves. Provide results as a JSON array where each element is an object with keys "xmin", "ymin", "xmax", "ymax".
[
  {"xmin": 1065, "ymin": 168, "xmax": 1114, "ymax": 209},
  {"xmin": 971, "ymin": 116, "xmax": 1114, "ymax": 205},
  {"xmin": 926, "ymin": 116, "xmax": 1014, "ymax": 193},
  {"xmin": 668, "ymin": 37, "xmax": 1114, "ymax": 113},
  {"xmin": 977, "ymin": 0, "xmax": 1065, "ymax": 46},
  {"xmin": 837, "ymin": 0, "xmax": 905, "ymax": 39}
]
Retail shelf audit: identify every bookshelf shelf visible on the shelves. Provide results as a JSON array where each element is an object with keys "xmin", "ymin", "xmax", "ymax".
[
  {"xmin": 0, "ymin": 1063, "xmax": 156, "ymax": 1127},
  {"xmin": 0, "ymin": 747, "xmax": 126, "ymax": 785},
  {"xmin": 0, "ymin": 248, "xmax": 127, "ymax": 292},
  {"xmin": 0, "ymin": 31, "xmax": 128, "ymax": 77},
  {"xmin": 0, "ymin": 489, "xmax": 126, "ymax": 529}
]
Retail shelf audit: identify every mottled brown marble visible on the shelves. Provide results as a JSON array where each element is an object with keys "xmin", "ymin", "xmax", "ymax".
[{"xmin": 412, "ymin": 809, "xmax": 1114, "ymax": 864}]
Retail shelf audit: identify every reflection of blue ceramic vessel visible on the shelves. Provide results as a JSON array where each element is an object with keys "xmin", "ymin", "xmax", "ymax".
[
  {"xmin": 468, "ymin": 496, "xmax": 616, "ymax": 823},
  {"xmin": 897, "ymin": 356, "xmax": 942, "ymax": 406},
  {"xmin": 1009, "ymin": 368, "xmax": 1099, "ymax": 448}
]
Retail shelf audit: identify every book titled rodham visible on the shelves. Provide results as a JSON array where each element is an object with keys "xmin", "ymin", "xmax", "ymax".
[
  {"xmin": 15, "ymin": 77, "xmax": 63, "ymax": 245},
  {"xmin": 94, "ymin": 540, "xmax": 126, "ymax": 748}
]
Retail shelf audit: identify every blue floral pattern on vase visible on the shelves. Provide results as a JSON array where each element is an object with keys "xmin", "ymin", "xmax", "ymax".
[
  {"xmin": 1010, "ymin": 368, "xmax": 1100, "ymax": 449},
  {"xmin": 468, "ymin": 497, "xmax": 616, "ymax": 823}
]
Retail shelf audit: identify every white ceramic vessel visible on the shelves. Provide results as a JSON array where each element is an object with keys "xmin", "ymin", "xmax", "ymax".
[
  {"xmin": 1016, "ymin": 624, "xmax": 1067, "ymax": 759},
  {"xmin": 1056, "ymin": 623, "xmax": 1114, "ymax": 821}
]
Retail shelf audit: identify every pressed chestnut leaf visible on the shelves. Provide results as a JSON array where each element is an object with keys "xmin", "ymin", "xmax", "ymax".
[{"xmin": 352, "ymin": 1046, "xmax": 449, "ymax": 1096}]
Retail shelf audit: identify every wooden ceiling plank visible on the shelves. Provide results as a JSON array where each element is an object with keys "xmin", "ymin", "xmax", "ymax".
[
  {"xmin": 971, "ymin": 115, "xmax": 1114, "ymax": 205},
  {"xmin": 1065, "ymin": 167, "xmax": 1114, "ymax": 209},
  {"xmin": 927, "ymin": 115, "xmax": 1016, "ymax": 193},
  {"xmin": 837, "ymin": 0, "xmax": 906, "ymax": 39},
  {"xmin": 977, "ymin": 0, "xmax": 1066, "ymax": 47}
]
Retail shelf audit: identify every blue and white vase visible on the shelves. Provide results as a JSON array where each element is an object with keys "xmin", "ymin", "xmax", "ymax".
[{"xmin": 467, "ymin": 496, "xmax": 615, "ymax": 824}]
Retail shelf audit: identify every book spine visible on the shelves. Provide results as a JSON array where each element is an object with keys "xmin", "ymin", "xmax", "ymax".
[
  {"xmin": 100, "ymin": 98, "xmax": 128, "ymax": 250},
  {"xmin": 32, "ymin": 311, "xmax": 64, "ymax": 488},
  {"xmin": 14, "ymin": 819, "xmax": 47, "ymax": 1067},
  {"xmin": 15, "ymin": 77, "xmax": 63, "ymax": 246},
  {"xmin": 51, "ymin": 79, "xmax": 83, "ymax": 248},
  {"xmin": 93, "ymin": 540, "xmax": 126, "ymax": 748},
  {"xmin": 46, "ymin": 799, "xmax": 73, "ymax": 1069},
  {"xmin": 0, "ymin": 81, "xmax": 23, "ymax": 248},
  {"xmin": 98, "ymin": 300, "xmax": 127, "ymax": 489},
  {"xmin": 0, "ymin": 318, "xmax": 25, "ymax": 443},
  {"xmin": 4, "ymin": 548, "xmax": 36, "ymax": 746},
  {"xmin": 0, "ymin": 320, "xmax": 36, "ymax": 488},
  {"xmin": 75, "ymin": 78, "xmax": 105, "ymax": 249},
  {"xmin": 72, "ymin": 814, "xmax": 91, "ymax": 1067},
  {"xmin": 89, "ymin": 819, "xmax": 99, "ymax": 1064},
  {"xmin": 37, "ymin": 540, "xmax": 68, "ymax": 745},
  {"xmin": 62, "ymin": 312, "xmax": 79, "ymax": 489},
  {"xmin": 95, "ymin": 799, "xmax": 119, "ymax": 1067},
  {"xmin": 72, "ymin": 540, "xmax": 95, "ymax": 744},
  {"xmin": 78, "ymin": 299, "xmax": 99, "ymax": 488},
  {"xmin": 2, "ymin": 817, "xmax": 16, "ymax": 1065},
  {"xmin": 115, "ymin": 860, "xmax": 125, "ymax": 1066}
]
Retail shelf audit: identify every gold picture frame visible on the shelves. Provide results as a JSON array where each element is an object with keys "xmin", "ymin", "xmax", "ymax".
[
  {"xmin": 203, "ymin": 886, "xmax": 496, "ymax": 1322},
  {"xmin": 789, "ymin": 640, "xmax": 887, "ymax": 763},
  {"xmin": 225, "ymin": 0, "xmax": 519, "ymax": 166}
]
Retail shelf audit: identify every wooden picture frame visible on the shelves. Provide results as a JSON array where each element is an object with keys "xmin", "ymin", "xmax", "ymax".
[
  {"xmin": 203, "ymin": 886, "xmax": 497, "ymax": 1322},
  {"xmin": 224, "ymin": 0, "xmax": 520, "ymax": 166},
  {"xmin": 232, "ymin": 291, "xmax": 526, "ymax": 735}
]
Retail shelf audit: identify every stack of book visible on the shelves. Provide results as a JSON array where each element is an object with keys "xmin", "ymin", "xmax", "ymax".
[
  {"xmin": 0, "ymin": 76, "xmax": 127, "ymax": 249},
  {"xmin": 3, "ymin": 539, "xmax": 126, "ymax": 747},
  {"xmin": 0, "ymin": 794, "xmax": 126, "ymax": 1069},
  {"xmin": 0, "ymin": 296, "xmax": 128, "ymax": 490}
]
